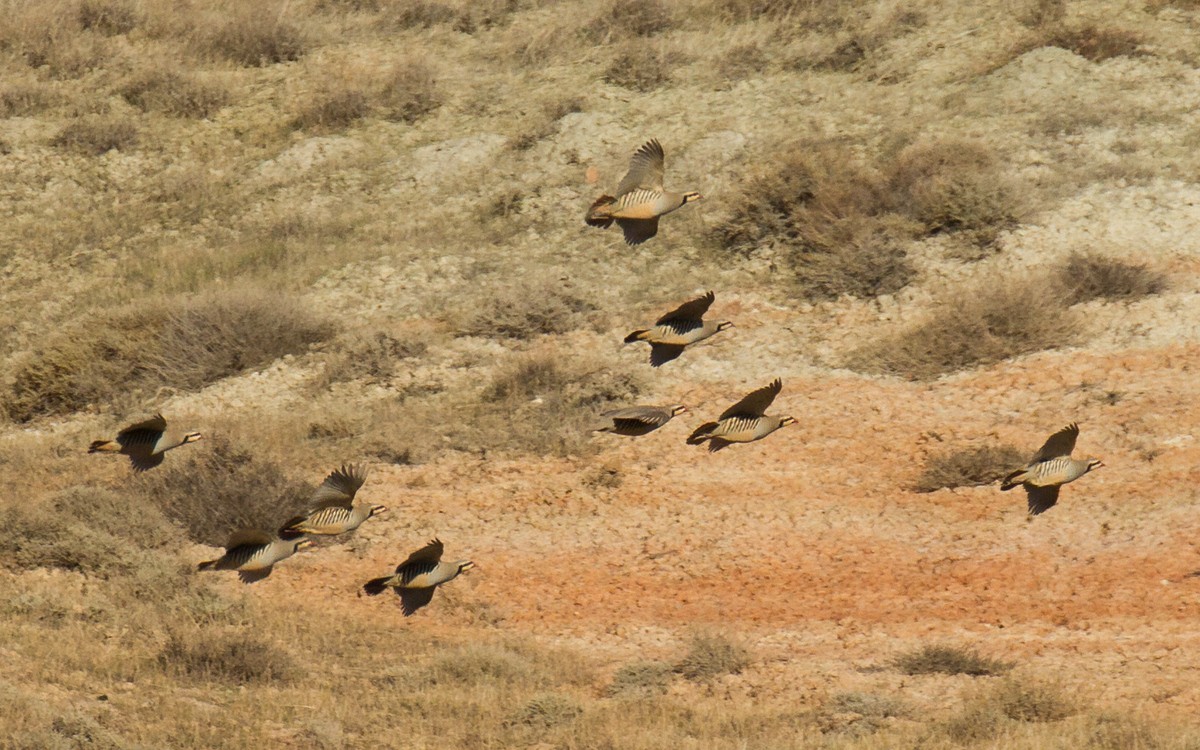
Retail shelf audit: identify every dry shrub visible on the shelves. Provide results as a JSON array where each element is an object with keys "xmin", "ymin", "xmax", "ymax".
[
  {"xmin": 913, "ymin": 445, "xmax": 1026, "ymax": 492},
  {"xmin": 133, "ymin": 434, "xmax": 311, "ymax": 546},
  {"xmin": 159, "ymin": 630, "xmax": 298, "ymax": 683},
  {"xmin": 714, "ymin": 143, "xmax": 916, "ymax": 300},
  {"xmin": 315, "ymin": 331, "xmax": 427, "ymax": 389},
  {"xmin": 989, "ymin": 677, "xmax": 1077, "ymax": 722},
  {"xmin": 1058, "ymin": 253, "xmax": 1167, "ymax": 305},
  {"xmin": 894, "ymin": 644, "xmax": 1012, "ymax": 676},
  {"xmin": 51, "ymin": 116, "xmax": 138, "ymax": 155},
  {"xmin": 719, "ymin": 43, "xmax": 769, "ymax": 80},
  {"xmin": 78, "ymin": 0, "xmax": 139, "ymax": 35},
  {"xmin": 510, "ymin": 96, "xmax": 582, "ymax": 150},
  {"xmin": 674, "ymin": 633, "xmax": 750, "ymax": 681},
  {"xmin": 584, "ymin": 0, "xmax": 673, "ymax": 43},
  {"xmin": 424, "ymin": 642, "xmax": 571, "ymax": 688},
  {"xmin": 816, "ymin": 692, "xmax": 907, "ymax": 736},
  {"xmin": 0, "ymin": 486, "xmax": 181, "ymax": 577},
  {"xmin": 0, "ymin": 82, "xmax": 56, "ymax": 117},
  {"xmin": 457, "ymin": 282, "xmax": 594, "ymax": 340},
  {"xmin": 604, "ymin": 44, "xmax": 674, "ymax": 92},
  {"xmin": 292, "ymin": 87, "xmax": 371, "ymax": 131},
  {"xmin": 204, "ymin": 17, "xmax": 306, "ymax": 66},
  {"xmin": 379, "ymin": 60, "xmax": 441, "ymax": 123},
  {"xmin": 608, "ymin": 661, "xmax": 673, "ymax": 697},
  {"xmin": 1034, "ymin": 25, "xmax": 1145, "ymax": 62},
  {"xmin": 147, "ymin": 288, "xmax": 333, "ymax": 392},
  {"xmin": 845, "ymin": 282, "xmax": 1074, "ymax": 380},
  {"xmin": 379, "ymin": 0, "xmax": 459, "ymax": 28},
  {"xmin": 119, "ymin": 69, "xmax": 228, "ymax": 118},
  {"xmin": 1085, "ymin": 713, "xmax": 1167, "ymax": 750},
  {"xmin": 511, "ymin": 694, "xmax": 582, "ymax": 728},
  {"xmin": 941, "ymin": 703, "xmax": 1006, "ymax": 744},
  {"xmin": 887, "ymin": 138, "xmax": 1019, "ymax": 248}
]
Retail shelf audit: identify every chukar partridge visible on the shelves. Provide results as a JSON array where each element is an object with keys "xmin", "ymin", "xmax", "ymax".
[
  {"xmin": 279, "ymin": 464, "xmax": 386, "ymax": 537},
  {"xmin": 586, "ymin": 139, "xmax": 701, "ymax": 245},
  {"xmin": 362, "ymin": 538, "xmax": 474, "ymax": 616},
  {"xmin": 624, "ymin": 290, "xmax": 732, "ymax": 367},
  {"xmin": 88, "ymin": 414, "xmax": 201, "ymax": 472},
  {"xmin": 688, "ymin": 378, "xmax": 795, "ymax": 452},
  {"xmin": 595, "ymin": 405, "xmax": 688, "ymax": 436},
  {"xmin": 197, "ymin": 529, "xmax": 312, "ymax": 584},
  {"xmin": 1001, "ymin": 423, "xmax": 1103, "ymax": 516}
]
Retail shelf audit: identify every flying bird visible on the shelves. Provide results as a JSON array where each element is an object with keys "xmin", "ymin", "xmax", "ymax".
[
  {"xmin": 1001, "ymin": 422, "xmax": 1103, "ymax": 516},
  {"xmin": 279, "ymin": 464, "xmax": 386, "ymax": 537},
  {"xmin": 88, "ymin": 414, "xmax": 201, "ymax": 472},
  {"xmin": 585, "ymin": 139, "xmax": 701, "ymax": 245},
  {"xmin": 362, "ymin": 539, "xmax": 475, "ymax": 617},
  {"xmin": 594, "ymin": 405, "xmax": 688, "ymax": 436},
  {"xmin": 687, "ymin": 378, "xmax": 795, "ymax": 452},
  {"xmin": 197, "ymin": 529, "xmax": 312, "ymax": 584},
  {"xmin": 624, "ymin": 290, "xmax": 732, "ymax": 367}
]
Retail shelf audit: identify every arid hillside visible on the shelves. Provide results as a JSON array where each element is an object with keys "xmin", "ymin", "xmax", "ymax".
[{"xmin": 4, "ymin": 0, "xmax": 1200, "ymax": 747}]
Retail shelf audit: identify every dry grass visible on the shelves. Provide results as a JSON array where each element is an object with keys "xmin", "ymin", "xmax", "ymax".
[
  {"xmin": 50, "ymin": 116, "xmax": 138, "ymax": 155},
  {"xmin": 132, "ymin": 434, "xmax": 311, "ymax": 546},
  {"xmin": 457, "ymin": 282, "xmax": 595, "ymax": 340},
  {"xmin": 894, "ymin": 644, "xmax": 1013, "ymax": 676},
  {"xmin": 1028, "ymin": 24, "xmax": 1146, "ymax": 62},
  {"xmin": 674, "ymin": 633, "xmax": 751, "ymax": 681},
  {"xmin": 845, "ymin": 281, "xmax": 1075, "ymax": 380},
  {"xmin": 314, "ymin": 331, "xmax": 428, "ymax": 389},
  {"xmin": 914, "ymin": 445, "xmax": 1027, "ymax": 492},
  {"xmin": 78, "ymin": 0, "xmax": 139, "ymax": 35},
  {"xmin": 584, "ymin": 0, "xmax": 674, "ymax": 43},
  {"xmin": 159, "ymin": 629, "xmax": 299, "ymax": 683},
  {"xmin": 1058, "ymin": 253, "xmax": 1168, "ymax": 305},
  {"xmin": 202, "ymin": 17, "xmax": 306, "ymax": 67},
  {"xmin": 119, "ymin": 68, "xmax": 229, "ymax": 118},
  {"xmin": 604, "ymin": 44, "xmax": 676, "ymax": 92},
  {"xmin": 608, "ymin": 660, "xmax": 674, "ymax": 697}
]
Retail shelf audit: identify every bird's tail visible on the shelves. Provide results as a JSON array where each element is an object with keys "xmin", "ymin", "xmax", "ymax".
[
  {"xmin": 196, "ymin": 559, "xmax": 218, "ymax": 572},
  {"xmin": 687, "ymin": 422, "xmax": 719, "ymax": 445},
  {"xmin": 278, "ymin": 518, "xmax": 306, "ymax": 540},
  {"xmin": 624, "ymin": 329, "xmax": 650, "ymax": 343},
  {"xmin": 1000, "ymin": 469, "xmax": 1026, "ymax": 491},
  {"xmin": 585, "ymin": 195, "xmax": 616, "ymax": 228},
  {"xmin": 89, "ymin": 440, "xmax": 119, "ymax": 453},
  {"xmin": 362, "ymin": 576, "xmax": 392, "ymax": 596}
]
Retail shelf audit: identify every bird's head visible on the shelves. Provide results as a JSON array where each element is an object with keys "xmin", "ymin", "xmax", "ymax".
[
  {"xmin": 682, "ymin": 191, "xmax": 703, "ymax": 204},
  {"xmin": 370, "ymin": 504, "xmax": 389, "ymax": 518},
  {"xmin": 670, "ymin": 405, "xmax": 689, "ymax": 416},
  {"xmin": 183, "ymin": 432, "xmax": 203, "ymax": 444}
]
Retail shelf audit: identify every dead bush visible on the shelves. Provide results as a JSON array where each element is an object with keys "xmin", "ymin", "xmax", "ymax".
[
  {"xmin": 989, "ymin": 677, "xmax": 1077, "ymax": 722},
  {"xmin": 887, "ymin": 138, "xmax": 1019, "ymax": 248},
  {"xmin": 609, "ymin": 661, "xmax": 673, "ymax": 697},
  {"xmin": 1035, "ymin": 25, "xmax": 1145, "ymax": 62},
  {"xmin": 425, "ymin": 643, "xmax": 550, "ymax": 688},
  {"xmin": 315, "ymin": 331, "xmax": 427, "ymax": 389},
  {"xmin": 604, "ymin": 44, "xmax": 674, "ymax": 92},
  {"xmin": 78, "ymin": 0, "xmax": 139, "ymax": 35},
  {"xmin": 159, "ymin": 630, "xmax": 298, "ymax": 683},
  {"xmin": 458, "ymin": 283, "xmax": 594, "ymax": 340},
  {"xmin": 119, "ymin": 69, "xmax": 228, "ymax": 118},
  {"xmin": 133, "ymin": 434, "xmax": 310, "ymax": 546},
  {"xmin": 674, "ymin": 633, "xmax": 750, "ymax": 681},
  {"xmin": 913, "ymin": 445, "xmax": 1027, "ymax": 492},
  {"xmin": 894, "ymin": 644, "xmax": 1012, "ymax": 676},
  {"xmin": 147, "ymin": 288, "xmax": 333, "ymax": 392},
  {"xmin": 714, "ymin": 144, "xmax": 916, "ymax": 300},
  {"xmin": 379, "ymin": 60, "xmax": 441, "ymax": 123},
  {"xmin": 292, "ymin": 87, "xmax": 371, "ymax": 131},
  {"xmin": 1058, "ymin": 253, "xmax": 1167, "ymax": 305},
  {"xmin": 51, "ymin": 116, "xmax": 138, "ymax": 155},
  {"xmin": 941, "ymin": 703, "xmax": 1007, "ymax": 744},
  {"xmin": 204, "ymin": 18, "xmax": 306, "ymax": 67},
  {"xmin": 845, "ymin": 282, "xmax": 1074, "ymax": 380},
  {"xmin": 584, "ymin": 0, "xmax": 673, "ymax": 43},
  {"xmin": 511, "ymin": 694, "xmax": 582, "ymax": 728}
]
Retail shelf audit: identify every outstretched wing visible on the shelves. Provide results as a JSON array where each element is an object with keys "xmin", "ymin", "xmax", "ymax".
[
  {"xmin": 116, "ymin": 414, "xmax": 167, "ymax": 447},
  {"xmin": 618, "ymin": 217, "xmax": 659, "ymax": 246},
  {"xmin": 128, "ymin": 451, "xmax": 165, "ymax": 473},
  {"xmin": 720, "ymin": 379, "xmax": 782, "ymax": 420},
  {"xmin": 1025, "ymin": 485, "xmax": 1061, "ymax": 516},
  {"xmin": 616, "ymin": 139, "xmax": 665, "ymax": 196},
  {"xmin": 239, "ymin": 567, "xmax": 273, "ymax": 584},
  {"xmin": 601, "ymin": 406, "xmax": 672, "ymax": 427},
  {"xmin": 399, "ymin": 586, "xmax": 437, "ymax": 616},
  {"xmin": 226, "ymin": 528, "xmax": 274, "ymax": 549},
  {"xmin": 1031, "ymin": 423, "xmax": 1079, "ymax": 463},
  {"xmin": 310, "ymin": 464, "xmax": 368, "ymax": 509},
  {"xmin": 649, "ymin": 343, "xmax": 686, "ymax": 367},
  {"xmin": 395, "ymin": 539, "xmax": 444, "ymax": 573},
  {"xmin": 656, "ymin": 291, "xmax": 715, "ymax": 325}
]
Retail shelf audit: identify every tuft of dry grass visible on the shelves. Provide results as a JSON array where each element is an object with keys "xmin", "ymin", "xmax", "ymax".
[
  {"xmin": 845, "ymin": 281, "xmax": 1075, "ymax": 380},
  {"xmin": 1058, "ymin": 253, "xmax": 1167, "ymax": 305},
  {"xmin": 511, "ymin": 693, "xmax": 582, "ymax": 728},
  {"xmin": 132, "ymin": 434, "xmax": 311, "ymax": 546},
  {"xmin": 1032, "ymin": 24, "xmax": 1145, "ymax": 62},
  {"xmin": 51, "ymin": 116, "xmax": 139, "ymax": 155},
  {"xmin": 292, "ymin": 86, "xmax": 372, "ymax": 132},
  {"xmin": 584, "ymin": 0, "xmax": 673, "ymax": 43},
  {"xmin": 674, "ymin": 633, "xmax": 750, "ymax": 681},
  {"xmin": 203, "ymin": 17, "xmax": 306, "ymax": 67},
  {"xmin": 894, "ymin": 644, "xmax": 1012, "ymax": 676},
  {"xmin": 119, "ymin": 69, "xmax": 229, "ymax": 118},
  {"xmin": 990, "ymin": 677, "xmax": 1077, "ymax": 722},
  {"xmin": 457, "ymin": 282, "xmax": 594, "ymax": 340},
  {"xmin": 913, "ymin": 445, "xmax": 1027, "ymax": 492},
  {"xmin": 379, "ymin": 59, "xmax": 441, "ymax": 123},
  {"xmin": 314, "ymin": 331, "xmax": 428, "ymax": 390},
  {"xmin": 159, "ymin": 630, "xmax": 298, "ymax": 684},
  {"xmin": 719, "ymin": 42, "xmax": 769, "ymax": 80},
  {"xmin": 604, "ymin": 44, "xmax": 675, "ymax": 92},
  {"xmin": 608, "ymin": 661, "xmax": 674, "ymax": 697},
  {"xmin": 78, "ymin": 0, "xmax": 139, "ymax": 35},
  {"xmin": 0, "ymin": 82, "xmax": 55, "ymax": 117}
]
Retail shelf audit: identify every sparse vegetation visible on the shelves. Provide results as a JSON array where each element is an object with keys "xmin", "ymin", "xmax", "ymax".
[
  {"xmin": 914, "ymin": 445, "xmax": 1027, "ymax": 492},
  {"xmin": 895, "ymin": 644, "xmax": 1012, "ymax": 676},
  {"xmin": 674, "ymin": 633, "xmax": 750, "ymax": 681},
  {"xmin": 990, "ymin": 677, "xmax": 1077, "ymax": 722},
  {"xmin": 608, "ymin": 660, "xmax": 674, "ymax": 696},
  {"xmin": 119, "ymin": 69, "xmax": 229, "ymax": 118},
  {"xmin": 458, "ymin": 282, "xmax": 594, "ymax": 340},
  {"xmin": 380, "ymin": 59, "xmax": 441, "ymax": 123},
  {"xmin": 203, "ymin": 18, "xmax": 306, "ymax": 67},
  {"xmin": 604, "ymin": 44, "xmax": 675, "ymax": 92},
  {"xmin": 1059, "ymin": 253, "xmax": 1167, "ymax": 305},
  {"xmin": 159, "ymin": 630, "xmax": 298, "ymax": 683},
  {"xmin": 1027, "ymin": 24, "xmax": 1145, "ymax": 62},
  {"xmin": 51, "ymin": 116, "xmax": 138, "ymax": 155},
  {"xmin": 584, "ymin": 0, "xmax": 673, "ymax": 43},
  {"xmin": 846, "ymin": 282, "xmax": 1075, "ymax": 379}
]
